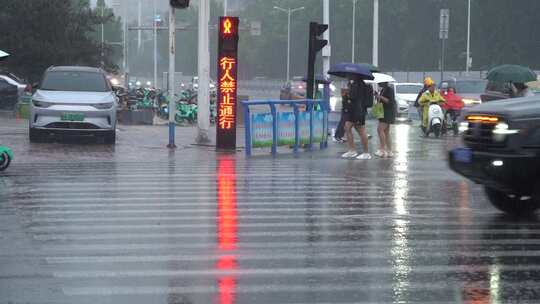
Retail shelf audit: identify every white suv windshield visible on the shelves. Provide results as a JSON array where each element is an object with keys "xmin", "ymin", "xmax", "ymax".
[
  {"xmin": 396, "ymin": 85, "xmax": 423, "ymax": 94},
  {"xmin": 41, "ymin": 71, "xmax": 110, "ymax": 92}
]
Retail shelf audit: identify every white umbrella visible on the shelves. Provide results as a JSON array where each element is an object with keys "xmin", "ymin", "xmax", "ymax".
[
  {"xmin": 0, "ymin": 50, "xmax": 9, "ymax": 59},
  {"xmin": 365, "ymin": 72, "xmax": 396, "ymax": 84}
]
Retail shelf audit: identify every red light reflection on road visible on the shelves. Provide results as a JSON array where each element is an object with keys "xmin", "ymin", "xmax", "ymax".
[
  {"xmin": 216, "ymin": 156, "xmax": 238, "ymax": 304},
  {"xmin": 217, "ymin": 156, "xmax": 238, "ymax": 250}
]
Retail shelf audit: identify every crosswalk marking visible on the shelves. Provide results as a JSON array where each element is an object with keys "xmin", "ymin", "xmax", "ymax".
[{"xmin": 3, "ymin": 159, "xmax": 540, "ymax": 303}]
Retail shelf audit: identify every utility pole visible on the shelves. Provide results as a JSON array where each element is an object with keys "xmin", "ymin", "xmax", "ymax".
[
  {"xmin": 167, "ymin": 5, "xmax": 176, "ymax": 149},
  {"xmin": 372, "ymin": 0, "xmax": 379, "ymax": 67},
  {"xmin": 197, "ymin": 0, "xmax": 211, "ymax": 143},
  {"xmin": 322, "ymin": 0, "xmax": 331, "ymax": 77},
  {"xmin": 274, "ymin": 6, "xmax": 305, "ymax": 82},
  {"xmin": 224, "ymin": 0, "xmax": 228, "ymax": 15}
]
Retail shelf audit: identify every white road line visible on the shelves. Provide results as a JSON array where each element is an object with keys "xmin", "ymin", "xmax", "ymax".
[
  {"xmin": 19, "ymin": 201, "xmax": 448, "ymax": 209},
  {"xmin": 31, "ymin": 206, "xmax": 455, "ymax": 216},
  {"xmin": 33, "ymin": 228, "xmax": 540, "ymax": 241},
  {"xmin": 62, "ymin": 282, "xmax": 453, "ymax": 296},
  {"xmin": 16, "ymin": 189, "xmax": 394, "ymax": 198},
  {"xmin": 54, "ymin": 264, "xmax": 540, "ymax": 279},
  {"xmin": 28, "ymin": 213, "xmax": 450, "ymax": 223},
  {"xmin": 20, "ymin": 185, "xmax": 387, "ymax": 194},
  {"xmin": 27, "ymin": 222, "xmax": 538, "ymax": 232},
  {"xmin": 19, "ymin": 195, "xmax": 426, "ymax": 203},
  {"xmin": 45, "ymin": 250, "xmax": 540, "ymax": 264},
  {"xmin": 40, "ymin": 239, "xmax": 540, "ymax": 252}
]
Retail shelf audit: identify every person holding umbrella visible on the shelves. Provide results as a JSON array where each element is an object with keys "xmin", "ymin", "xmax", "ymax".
[
  {"xmin": 328, "ymin": 63, "xmax": 375, "ymax": 159},
  {"xmin": 334, "ymin": 64, "xmax": 378, "ymax": 142},
  {"xmin": 374, "ymin": 81, "xmax": 396, "ymax": 158},
  {"xmin": 486, "ymin": 64, "xmax": 538, "ymax": 99}
]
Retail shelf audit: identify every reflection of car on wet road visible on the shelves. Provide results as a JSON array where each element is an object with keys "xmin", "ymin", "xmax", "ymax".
[
  {"xmin": 440, "ymin": 78, "xmax": 487, "ymax": 106},
  {"xmin": 449, "ymin": 95, "xmax": 540, "ymax": 215},
  {"xmin": 392, "ymin": 83, "xmax": 423, "ymax": 120},
  {"xmin": 30, "ymin": 66, "xmax": 118, "ymax": 144}
]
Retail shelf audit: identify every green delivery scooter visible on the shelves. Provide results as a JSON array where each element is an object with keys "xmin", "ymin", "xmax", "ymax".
[{"xmin": 0, "ymin": 146, "xmax": 13, "ymax": 171}]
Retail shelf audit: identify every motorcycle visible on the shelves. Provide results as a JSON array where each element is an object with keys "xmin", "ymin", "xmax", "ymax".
[
  {"xmin": 136, "ymin": 88, "xmax": 156, "ymax": 109},
  {"xmin": 441, "ymin": 91, "xmax": 465, "ymax": 137},
  {"xmin": 443, "ymin": 109, "xmax": 461, "ymax": 136},
  {"xmin": 426, "ymin": 101, "xmax": 445, "ymax": 138},
  {"xmin": 0, "ymin": 145, "xmax": 13, "ymax": 171},
  {"xmin": 175, "ymin": 101, "xmax": 198, "ymax": 124}
]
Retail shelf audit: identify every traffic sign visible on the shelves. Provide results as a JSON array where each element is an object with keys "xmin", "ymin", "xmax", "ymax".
[{"xmin": 439, "ymin": 9, "xmax": 450, "ymax": 40}]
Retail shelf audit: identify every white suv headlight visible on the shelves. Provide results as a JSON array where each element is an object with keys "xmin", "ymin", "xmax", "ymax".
[
  {"xmin": 32, "ymin": 99, "xmax": 53, "ymax": 108},
  {"xmin": 92, "ymin": 102, "xmax": 114, "ymax": 109}
]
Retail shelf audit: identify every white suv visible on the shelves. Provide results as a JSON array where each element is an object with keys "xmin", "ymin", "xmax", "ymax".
[{"xmin": 30, "ymin": 66, "xmax": 117, "ymax": 144}]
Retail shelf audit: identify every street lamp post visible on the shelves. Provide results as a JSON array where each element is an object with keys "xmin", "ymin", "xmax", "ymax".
[
  {"xmin": 153, "ymin": 0, "xmax": 157, "ymax": 88},
  {"xmin": 372, "ymin": 0, "xmax": 379, "ymax": 67},
  {"xmin": 274, "ymin": 6, "xmax": 305, "ymax": 83},
  {"xmin": 352, "ymin": 0, "xmax": 358, "ymax": 63},
  {"xmin": 466, "ymin": 0, "xmax": 471, "ymax": 73},
  {"xmin": 100, "ymin": 2, "xmax": 105, "ymax": 67}
]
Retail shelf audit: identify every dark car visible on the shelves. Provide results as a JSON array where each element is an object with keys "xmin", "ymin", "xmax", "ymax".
[
  {"xmin": 480, "ymin": 81, "xmax": 515, "ymax": 102},
  {"xmin": 440, "ymin": 78, "xmax": 487, "ymax": 106},
  {"xmin": 0, "ymin": 77, "xmax": 18, "ymax": 110},
  {"xmin": 280, "ymin": 80, "xmax": 306, "ymax": 100},
  {"xmin": 449, "ymin": 96, "xmax": 540, "ymax": 215}
]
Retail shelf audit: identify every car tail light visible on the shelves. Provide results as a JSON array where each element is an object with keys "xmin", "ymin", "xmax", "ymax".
[
  {"xmin": 466, "ymin": 115, "xmax": 499, "ymax": 123},
  {"xmin": 24, "ymin": 84, "xmax": 32, "ymax": 93}
]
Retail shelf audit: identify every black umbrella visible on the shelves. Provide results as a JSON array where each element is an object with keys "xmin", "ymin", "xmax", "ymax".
[{"xmin": 327, "ymin": 63, "xmax": 374, "ymax": 80}]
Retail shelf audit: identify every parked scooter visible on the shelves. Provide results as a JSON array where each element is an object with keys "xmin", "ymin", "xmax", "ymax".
[
  {"xmin": 426, "ymin": 101, "xmax": 445, "ymax": 138},
  {"xmin": 0, "ymin": 145, "xmax": 13, "ymax": 171}
]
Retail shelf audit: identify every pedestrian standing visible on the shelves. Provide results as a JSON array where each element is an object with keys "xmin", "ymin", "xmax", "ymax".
[
  {"xmin": 333, "ymin": 88, "xmax": 347, "ymax": 142},
  {"xmin": 374, "ymin": 82, "xmax": 396, "ymax": 158},
  {"xmin": 341, "ymin": 76, "xmax": 371, "ymax": 160}
]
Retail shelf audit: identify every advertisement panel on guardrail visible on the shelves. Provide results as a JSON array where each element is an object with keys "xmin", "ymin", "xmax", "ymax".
[{"xmin": 251, "ymin": 113, "xmax": 273, "ymax": 148}]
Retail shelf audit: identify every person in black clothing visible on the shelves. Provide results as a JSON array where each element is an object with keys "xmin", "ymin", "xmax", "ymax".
[
  {"xmin": 341, "ymin": 76, "xmax": 371, "ymax": 159},
  {"xmin": 333, "ymin": 89, "xmax": 347, "ymax": 142},
  {"xmin": 374, "ymin": 82, "xmax": 396, "ymax": 158}
]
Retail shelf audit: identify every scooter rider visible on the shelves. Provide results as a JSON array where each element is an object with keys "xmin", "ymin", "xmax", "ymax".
[
  {"xmin": 418, "ymin": 82, "xmax": 445, "ymax": 134},
  {"xmin": 414, "ymin": 77, "xmax": 434, "ymax": 130}
]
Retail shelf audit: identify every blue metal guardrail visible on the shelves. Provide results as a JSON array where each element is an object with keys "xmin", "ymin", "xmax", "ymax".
[{"xmin": 241, "ymin": 99, "xmax": 330, "ymax": 156}]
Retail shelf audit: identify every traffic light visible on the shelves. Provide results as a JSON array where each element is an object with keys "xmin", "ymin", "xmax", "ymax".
[
  {"xmin": 170, "ymin": 0, "xmax": 189, "ymax": 9},
  {"xmin": 306, "ymin": 22, "xmax": 328, "ymax": 99}
]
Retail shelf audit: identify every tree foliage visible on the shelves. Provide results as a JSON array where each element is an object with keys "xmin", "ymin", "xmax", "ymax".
[{"xmin": 0, "ymin": 0, "xmax": 119, "ymax": 81}]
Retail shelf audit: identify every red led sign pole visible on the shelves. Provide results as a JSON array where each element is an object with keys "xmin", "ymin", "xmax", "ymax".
[{"xmin": 216, "ymin": 17, "xmax": 239, "ymax": 151}]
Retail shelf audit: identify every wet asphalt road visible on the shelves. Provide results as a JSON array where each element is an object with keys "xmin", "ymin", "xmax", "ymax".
[{"xmin": 1, "ymin": 119, "xmax": 540, "ymax": 304}]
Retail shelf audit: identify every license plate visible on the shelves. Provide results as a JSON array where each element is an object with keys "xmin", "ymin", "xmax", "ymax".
[
  {"xmin": 61, "ymin": 113, "xmax": 85, "ymax": 121},
  {"xmin": 453, "ymin": 148, "xmax": 472, "ymax": 163}
]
